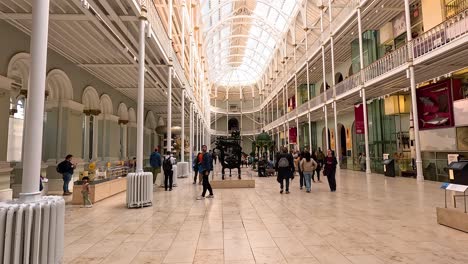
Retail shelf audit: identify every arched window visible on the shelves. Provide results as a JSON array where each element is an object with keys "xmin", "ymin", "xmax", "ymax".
[
  {"xmin": 228, "ymin": 118, "xmax": 239, "ymax": 131},
  {"xmin": 7, "ymin": 98, "xmax": 25, "ymax": 161}
]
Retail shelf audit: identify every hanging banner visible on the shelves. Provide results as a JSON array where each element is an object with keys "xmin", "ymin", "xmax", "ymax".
[
  {"xmin": 354, "ymin": 104, "xmax": 365, "ymax": 134},
  {"xmin": 289, "ymin": 127, "xmax": 297, "ymax": 144}
]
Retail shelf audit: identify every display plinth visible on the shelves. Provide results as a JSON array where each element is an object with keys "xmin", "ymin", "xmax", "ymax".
[
  {"xmin": 72, "ymin": 177, "xmax": 127, "ymax": 205},
  {"xmin": 211, "ymin": 179, "xmax": 255, "ymax": 189},
  {"xmin": 436, "ymin": 207, "xmax": 468, "ymax": 233}
]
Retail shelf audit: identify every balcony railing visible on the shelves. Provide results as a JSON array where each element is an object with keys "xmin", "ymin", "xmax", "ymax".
[
  {"xmin": 446, "ymin": 0, "xmax": 468, "ymax": 19},
  {"xmin": 335, "ymin": 73, "xmax": 361, "ymax": 97},
  {"xmin": 296, "ymin": 101, "xmax": 309, "ymax": 115},
  {"xmin": 362, "ymin": 44, "xmax": 409, "ymax": 83},
  {"xmin": 144, "ymin": 1, "xmax": 172, "ymax": 62},
  {"xmin": 412, "ymin": 8, "xmax": 468, "ymax": 59}
]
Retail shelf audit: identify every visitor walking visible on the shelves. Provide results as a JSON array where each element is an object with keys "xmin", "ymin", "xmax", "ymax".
[
  {"xmin": 163, "ymin": 151, "xmax": 176, "ymax": 191},
  {"xmin": 300, "ymin": 151, "xmax": 317, "ymax": 193},
  {"xmin": 57, "ymin": 154, "xmax": 76, "ymax": 196},
  {"xmin": 150, "ymin": 148, "xmax": 162, "ymax": 184},
  {"xmin": 193, "ymin": 152, "xmax": 202, "ymax": 184},
  {"xmin": 324, "ymin": 149, "xmax": 338, "ymax": 192},
  {"xmin": 295, "ymin": 152, "xmax": 305, "ymax": 189},
  {"xmin": 197, "ymin": 145, "xmax": 214, "ymax": 199},
  {"xmin": 315, "ymin": 149, "xmax": 324, "ymax": 183},
  {"xmin": 275, "ymin": 147, "xmax": 294, "ymax": 194}
]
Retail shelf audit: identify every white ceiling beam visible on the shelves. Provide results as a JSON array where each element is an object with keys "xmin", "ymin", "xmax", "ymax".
[{"xmin": 0, "ymin": 12, "xmax": 139, "ymax": 21}]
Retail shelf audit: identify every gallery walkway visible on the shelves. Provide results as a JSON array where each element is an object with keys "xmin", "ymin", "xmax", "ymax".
[{"xmin": 63, "ymin": 169, "xmax": 468, "ymax": 264}]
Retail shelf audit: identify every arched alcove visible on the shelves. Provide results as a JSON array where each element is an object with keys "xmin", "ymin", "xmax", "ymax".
[
  {"xmin": 82, "ymin": 86, "xmax": 100, "ymax": 110},
  {"xmin": 145, "ymin": 111, "xmax": 157, "ymax": 130},
  {"xmin": 228, "ymin": 118, "xmax": 239, "ymax": 131},
  {"xmin": 335, "ymin": 72, "xmax": 344, "ymax": 84},
  {"xmin": 99, "ymin": 94, "xmax": 113, "ymax": 115},
  {"xmin": 46, "ymin": 69, "xmax": 73, "ymax": 100},
  {"xmin": 128, "ymin": 108, "xmax": 136, "ymax": 123},
  {"xmin": 117, "ymin": 103, "xmax": 129, "ymax": 121},
  {"xmin": 319, "ymin": 82, "xmax": 330, "ymax": 93},
  {"xmin": 7, "ymin": 52, "xmax": 30, "ymax": 89}
]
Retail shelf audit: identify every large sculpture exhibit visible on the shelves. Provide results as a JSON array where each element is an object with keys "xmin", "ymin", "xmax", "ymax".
[{"xmin": 214, "ymin": 131, "xmax": 242, "ymax": 180}]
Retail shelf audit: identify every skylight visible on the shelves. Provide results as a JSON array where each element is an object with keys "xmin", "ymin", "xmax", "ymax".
[{"xmin": 201, "ymin": 0, "xmax": 300, "ymax": 87}]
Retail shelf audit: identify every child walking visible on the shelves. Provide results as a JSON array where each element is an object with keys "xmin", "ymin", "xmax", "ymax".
[{"xmin": 81, "ymin": 176, "xmax": 93, "ymax": 208}]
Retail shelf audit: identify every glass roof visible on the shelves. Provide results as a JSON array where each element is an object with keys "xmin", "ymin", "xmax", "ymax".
[{"xmin": 201, "ymin": 0, "xmax": 300, "ymax": 87}]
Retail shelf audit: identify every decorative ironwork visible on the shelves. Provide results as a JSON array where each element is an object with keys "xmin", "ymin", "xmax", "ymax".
[{"xmin": 214, "ymin": 130, "xmax": 242, "ymax": 180}]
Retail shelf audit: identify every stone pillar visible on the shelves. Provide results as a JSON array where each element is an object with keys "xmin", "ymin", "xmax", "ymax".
[
  {"xmin": 0, "ymin": 76, "xmax": 13, "ymax": 200},
  {"xmin": 91, "ymin": 111, "xmax": 100, "ymax": 161},
  {"xmin": 44, "ymin": 100, "xmax": 85, "ymax": 193},
  {"xmin": 98, "ymin": 114, "xmax": 120, "ymax": 161},
  {"xmin": 127, "ymin": 121, "xmax": 137, "ymax": 158},
  {"xmin": 119, "ymin": 120, "xmax": 128, "ymax": 160}
]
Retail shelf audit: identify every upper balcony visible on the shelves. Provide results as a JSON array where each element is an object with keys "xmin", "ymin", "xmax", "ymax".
[{"xmin": 265, "ymin": 8, "xmax": 468, "ymax": 130}]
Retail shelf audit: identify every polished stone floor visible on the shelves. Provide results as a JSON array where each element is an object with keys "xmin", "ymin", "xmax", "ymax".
[{"xmin": 63, "ymin": 167, "xmax": 468, "ymax": 264}]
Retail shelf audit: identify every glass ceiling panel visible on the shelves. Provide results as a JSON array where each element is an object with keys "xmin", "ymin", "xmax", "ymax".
[{"xmin": 202, "ymin": 0, "xmax": 300, "ymax": 87}]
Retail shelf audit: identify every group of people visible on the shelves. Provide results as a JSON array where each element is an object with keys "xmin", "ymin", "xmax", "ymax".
[
  {"xmin": 275, "ymin": 147, "xmax": 338, "ymax": 193},
  {"xmin": 149, "ymin": 145, "xmax": 215, "ymax": 199},
  {"xmin": 150, "ymin": 148, "xmax": 176, "ymax": 191}
]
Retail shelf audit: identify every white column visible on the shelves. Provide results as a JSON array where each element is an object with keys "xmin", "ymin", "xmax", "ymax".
[
  {"xmin": 181, "ymin": 1, "xmax": 186, "ymax": 69},
  {"xmin": 331, "ymin": 36, "xmax": 339, "ymax": 165},
  {"xmin": 136, "ymin": 14, "xmax": 146, "ymax": 172},
  {"xmin": 83, "ymin": 114, "xmax": 90, "ymax": 160},
  {"xmin": 167, "ymin": 67, "xmax": 173, "ymax": 153},
  {"xmin": 181, "ymin": 90, "xmax": 185, "ymax": 162},
  {"xmin": 167, "ymin": 0, "xmax": 173, "ymax": 154},
  {"xmin": 55, "ymin": 101, "xmax": 63, "ymax": 160},
  {"xmin": 294, "ymin": 74, "xmax": 298, "ymax": 109},
  {"xmin": 20, "ymin": 0, "xmax": 50, "ymax": 201},
  {"xmin": 405, "ymin": 0, "xmax": 423, "ymax": 181},
  {"xmin": 189, "ymin": 103, "xmax": 193, "ymax": 161},
  {"xmin": 214, "ymin": 100, "xmax": 217, "ymax": 132},
  {"xmin": 320, "ymin": 3, "xmax": 329, "ymax": 151},
  {"xmin": 92, "ymin": 115, "xmax": 98, "ymax": 160},
  {"xmin": 240, "ymin": 100, "xmax": 243, "ymax": 131},
  {"xmin": 202, "ymin": 122, "xmax": 205, "ymax": 146},
  {"xmin": 308, "ymin": 113, "xmax": 312, "ymax": 153},
  {"xmin": 226, "ymin": 101, "xmax": 229, "ymax": 133},
  {"xmin": 358, "ymin": 7, "xmax": 371, "ymax": 174},
  {"xmin": 196, "ymin": 114, "xmax": 199, "ymax": 151},
  {"xmin": 121, "ymin": 123, "xmax": 128, "ymax": 159},
  {"xmin": 296, "ymin": 118, "xmax": 300, "ymax": 151},
  {"xmin": 277, "ymin": 129, "xmax": 280, "ymax": 149}
]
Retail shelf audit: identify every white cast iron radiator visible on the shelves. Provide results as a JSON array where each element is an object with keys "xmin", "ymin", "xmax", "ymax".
[
  {"xmin": 177, "ymin": 162, "xmax": 189, "ymax": 178},
  {"xmin": 0, "ymin": 196, "xmax": 65, "ymax": 263},
  {"xmin": 126, "ymin": 172, "xmax": 153, "ymax": 208}
]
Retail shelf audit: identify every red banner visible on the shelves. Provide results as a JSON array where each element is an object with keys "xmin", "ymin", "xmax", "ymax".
[
  {"xmin": 354, "ymin": 104, "xmax": 365, "ymax": 134},
  {"xmin": 289, "ymin": 127, "xmax": 297, "ymax": 144}
]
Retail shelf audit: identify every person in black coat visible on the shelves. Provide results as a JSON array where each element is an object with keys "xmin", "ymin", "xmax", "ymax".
[
  {"xmin": 323, "ymin": 149, "xmax": 338, "ymax": 192},
  {"xmin": 275, "ymin": 147, "xmax": 295, "ymax": 194}
]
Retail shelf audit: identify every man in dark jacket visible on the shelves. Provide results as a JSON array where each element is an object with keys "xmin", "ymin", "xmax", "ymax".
[
  {"xmin": 150, "ymin": 148, "xmax": 162, "ymax": 184},
  {"xmin": 197, "ymin": 145, "xmax": 214, "ymax": 200},
  {"xmin": 57, "ymin": 154, "xmax": 76, "ymax": 195},
  {"xmin": 275, "ymin": 147, "xmax": 295, "ymax": 194}
]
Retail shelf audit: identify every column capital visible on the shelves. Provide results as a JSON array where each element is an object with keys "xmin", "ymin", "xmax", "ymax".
[
  {"xmin": 84, "ymin": 109, "xmax": 101, "ymax": 116},
  {"xmin": 118, "ymin": 119, "xmax": 129, "ymax": 125}
]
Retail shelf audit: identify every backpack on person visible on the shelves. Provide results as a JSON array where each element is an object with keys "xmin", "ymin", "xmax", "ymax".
[
  {"xmin": 278, "ymin": 155, "xmax": 290, "ymax": 168},
  {"xmin": 163, "ymin": 158, "xmax": 173, "ymax": 172},
  {"xmin": 56, "ymin": 161, "xmax": 66, "ymax": 174}
]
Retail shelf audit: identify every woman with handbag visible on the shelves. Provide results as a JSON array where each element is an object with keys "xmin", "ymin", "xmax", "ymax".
[{"xmin": 323, "ymin": 149, "xmax": 338, "ymax": 192}]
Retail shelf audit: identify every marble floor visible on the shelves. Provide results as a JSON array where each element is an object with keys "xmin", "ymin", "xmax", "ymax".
[{"xmin": 63, "ymin": 168, "xmax": 468, "ymax": 264}]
